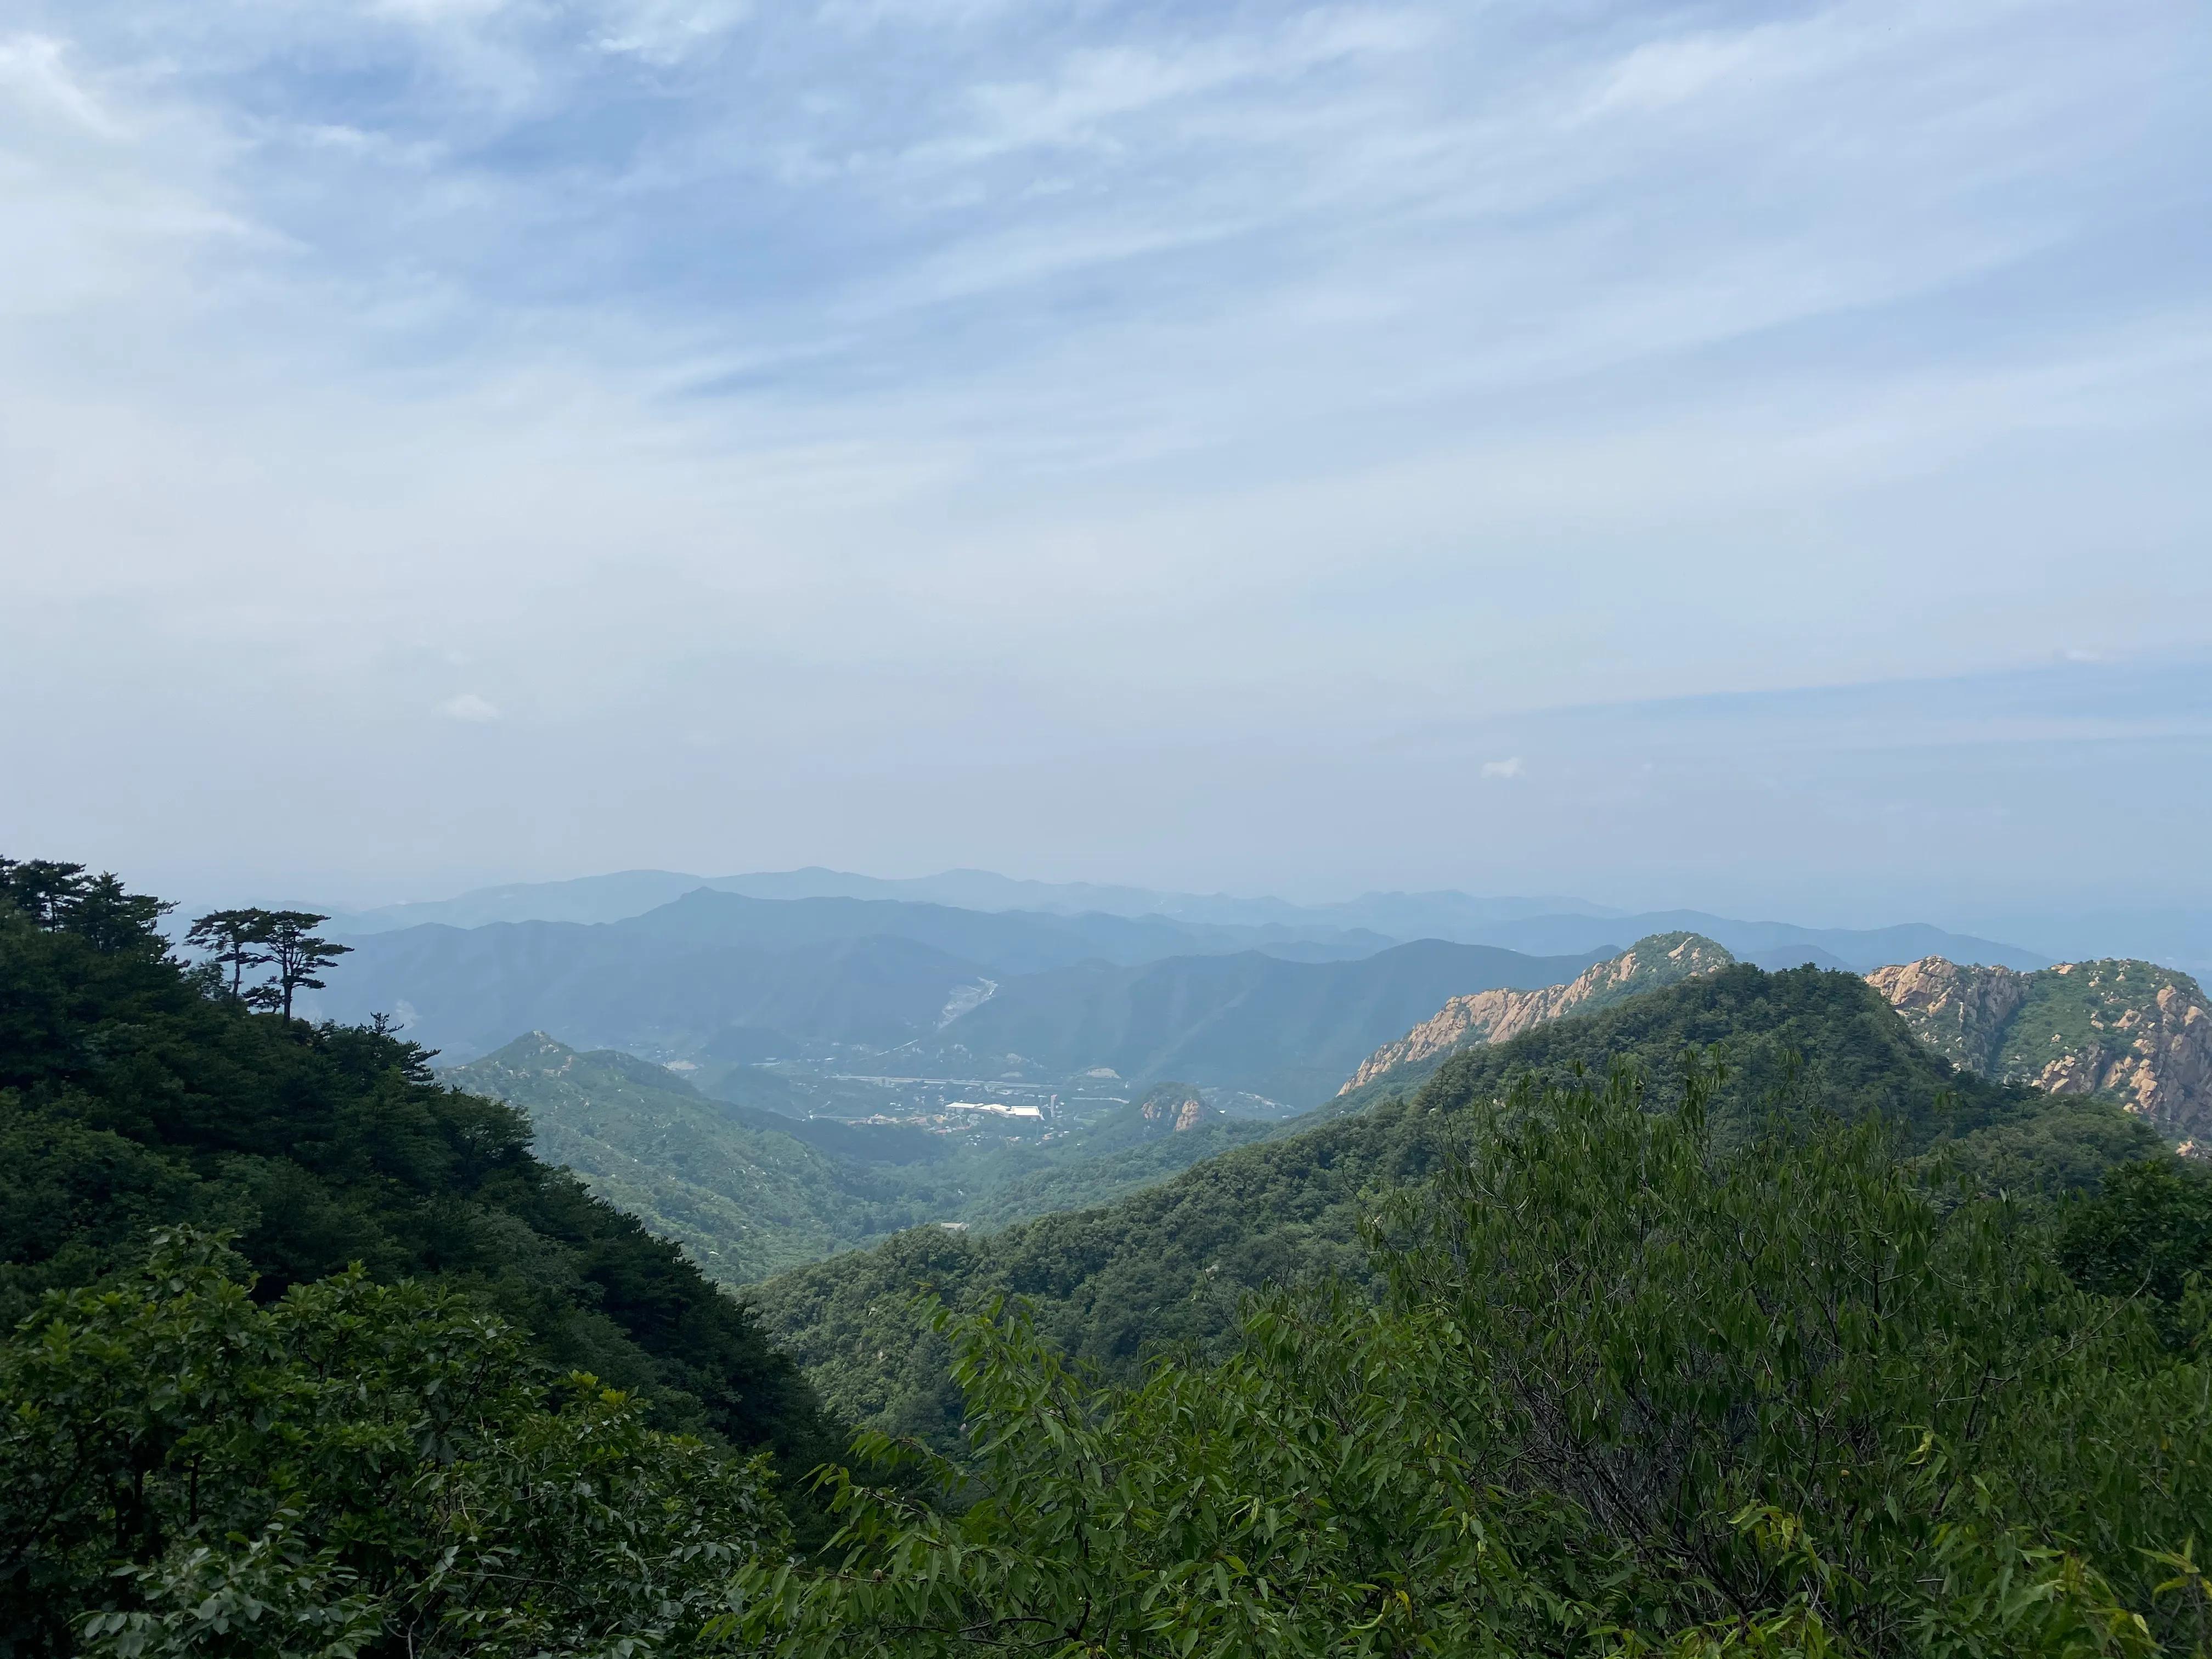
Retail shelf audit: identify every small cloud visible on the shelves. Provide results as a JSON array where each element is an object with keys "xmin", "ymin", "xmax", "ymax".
[
  {"xmin": 1480, "ymin": 756, "xmax": 1524, "ymax": 780},
  {"xmin": 2062, "ymin": 647, "xmax": 2100, "ymax": 663},
  {"xmin": 1583, "ymin": 30, "xmax": 1764, "ymax": 118},
  {"xmin": 439, "ymin": 692, "xmax": 502, "ymax": 723}
]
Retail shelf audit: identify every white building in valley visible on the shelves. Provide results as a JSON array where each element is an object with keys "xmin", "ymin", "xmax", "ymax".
[{"xmin": 945, "ymin": 1099, "xmax": 1042, "ymax": 1119}]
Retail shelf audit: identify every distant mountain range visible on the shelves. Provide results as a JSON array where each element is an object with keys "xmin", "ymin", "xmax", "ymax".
[
  {"xmin": 323, "ymin": 867, "xmax": 1609, "ymax": 935},
  {"xmin": 322, "ymin": 867, "xmax": 2047, "ymax": 972},
  {"xmin": 312, "ymin": 887, "xmax": 1385, "ymax": 1057},
  {"xmin": 309, "ymin": 872, "xmax": 2069, "ymax": 1121},
  {"xmin": 315, "ymin": 891, "xmax": 1613, "ymax": 1102}
]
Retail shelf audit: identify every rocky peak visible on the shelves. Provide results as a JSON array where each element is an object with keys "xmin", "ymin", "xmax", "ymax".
[
  {"xmin": 1340, "ymin": 932, "xmax": 1735, "ymax": 1094},
  {"xmin": 1860, "ymin": 958, "xmax": 2031, "ymax": 1074},
  {"xmin": 1867, "ymin": 956, "xmax": 2211, "ymax": 1152}
]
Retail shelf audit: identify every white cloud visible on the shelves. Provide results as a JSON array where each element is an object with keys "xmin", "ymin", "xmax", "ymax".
[
  {"xmin": 1582, "ymin": 30, "xmax": 1769, "ymax": 118},
  {"xmin": 0, "ymin": 33, "xmax": 126, "ymax": 137},
  {"xmin": 593, "ymin": 0, "xmax": 753, "ymax": 65},
  {"xmin": 1480, "ymin": 757, "xmax": 1524, "ymax": 780},
  {"xmin": 1, "ymin": 0, "xmax": 2207, "ymax": 903},
  {"xmin": 440, "ymin": 693, "xmax": 503, "ymax": 722}
]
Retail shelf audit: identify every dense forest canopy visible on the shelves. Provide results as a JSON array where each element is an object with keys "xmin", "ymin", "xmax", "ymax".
[
  {"xmin": 726, "ymin": 1070, "xmax": 2212, "ymax": 1657},
  {"xmin": 3, "ymin": 859, "xmax": 2209, "ymax": 1656},
  {"xmin": 0, "ymin": 857, "xmax": 836, "ymax": 1466}
]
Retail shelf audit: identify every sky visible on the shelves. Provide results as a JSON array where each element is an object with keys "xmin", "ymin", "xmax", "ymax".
[{"xmin": 3, "ymin": 0, "xmax": 2209, "ymax": 943}]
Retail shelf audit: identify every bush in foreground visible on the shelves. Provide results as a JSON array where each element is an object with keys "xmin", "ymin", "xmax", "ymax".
[{"xmin": 724, "ymin": 1070, "xmax": 2211, "ymax": 1657}]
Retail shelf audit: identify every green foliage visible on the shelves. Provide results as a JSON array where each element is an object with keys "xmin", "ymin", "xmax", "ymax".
[
  {"xmin": 1, "ymin": 1229, "xmax": 778, "ymax": 1659},
  {"xmin": 0, "ymin": 864, "xmax": 836, "ymax": 1475},
  {"xmin": 721, "ymin": 1071, "xmax": 2211, "ymax": 1657},
  {"xmin": 0, "ymin": 861, "xmax": 172, "ymax": 949},
  {"xmin": 748, "ymin": 966, "xmax": 2155, "ymax": 1442},
  {"xmin": 2057, "ymin": 1158, "xmax": 2212, "ymax": 1346}
]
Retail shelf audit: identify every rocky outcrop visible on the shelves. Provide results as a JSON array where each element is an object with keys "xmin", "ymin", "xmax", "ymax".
[
  {"xmin": 1137, "ymin": 1085, "xmax": 1209, "ymax": 1133},
  {"xmin": 1340, "ymin": 933, "xmax": 1736, "ymax": 1094},
  {"xmin": 1867, "ymin": 957, "xmax": 2212, "ymax": 1152},
  {"xmin": 1861, "ymin": 958, "xmax": 2031, "ymax": 1074}
]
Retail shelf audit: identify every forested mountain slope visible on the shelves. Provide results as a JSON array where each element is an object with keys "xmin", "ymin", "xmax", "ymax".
[
  {"xmin": 314, "ymin": 921, "xmax": 992, "ymax": 1059},
  {"xmin": 0, "ymin": 864, "xmax": 836, "ymax": 1472},
  {"xmin": 452, "ymin": 1036, "xmax": 1274, "ymax": 1282},
  {"xmin": 613, "ymin": 888, "xmax": 1390, "ymax": 969},
  {"xmin": 933, "ymin": 938, "xmax": 1609, "ymax": 1104},
  {"xmin": 445, "ymin": 1035, "xmax": 938, "ymax": 1281},
  {"xmin": 747, "ymin": 964, "xmax": 2168, "ymax": 1441},
  {"xmin": 1869, "ymin": 956, "xmax": 2212, "ymax": 1148},
  {"xmin": 10, "ymin": 865, "xmax": 2209, "ymax": 1656}
]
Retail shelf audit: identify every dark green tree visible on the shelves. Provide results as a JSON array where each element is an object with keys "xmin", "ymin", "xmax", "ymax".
[
  {"xmin": 60, "ymin": 875, "xmax": 172, "ymax": 954},
  {"xmin": 0, "ymin": 860, "xmax": 89, "ymax": 927},
  {"xmin": 239, "ymin": 910, "xmax": 352, "ymax": 1020},
  {"xmin": 2058, "ymin": 1156, "xmax": 2212, "ymax": 1347},
  {"xmin": 1, "ymin": 859, "xmax": 847, "ymax": 1480},
  {"xmin": 184, "ymin": 908, "xmax": 275, "ymax": 1000}
]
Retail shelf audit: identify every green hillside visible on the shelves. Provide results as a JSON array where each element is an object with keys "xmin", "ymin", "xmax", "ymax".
[
  {"xmin": 746, "ymin": 963, "xmax": 2169, "ymax": 1441},
  {"xmin": 452, "ymin": 1037, "xmax": 1277, "ymax": 1282},
  {"xmin": 445, "ymin": 1035, "xmax": 932, "ymax": 1282},
  {"xmin": 732, "ymin": 1073, "xmax": 2210, "ymax": 1657},
  {"xmin": 0, "ymin": 864, "xmax": 835, "ymax": 1474},
  {"xmin": 931, "ymin": 937, "xmax": 1610, "ymax": 1103}
]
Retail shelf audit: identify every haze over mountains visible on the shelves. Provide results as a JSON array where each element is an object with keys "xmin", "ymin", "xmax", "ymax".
[
  {"xmin": 307, "ymin": 872, "xmax": 2052, "ymax": 1116},
  {"xmin": 323, "ymin": 867, "xmax": 2052, "ymax": 974},
  {"xmin": 286, "ymin": 865, "xmax": 2212, "ymax": 1326}
]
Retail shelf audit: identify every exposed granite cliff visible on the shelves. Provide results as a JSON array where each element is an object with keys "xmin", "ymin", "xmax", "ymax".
[
  {"xmin": 1122, "ymin": 1082, "xmax": 1212, "ymax": 1133},
  {"xmin": 1866, "ymin": 956, "xmax": 2211, "ymax": 1152},
  {"xmin": 1138, "ymin": 1085, "xmax": 1210, "ymax": 1133},
  {"xmin": 1340, "ymin": 932, "xmax": 1736, "ymax": 1094}
]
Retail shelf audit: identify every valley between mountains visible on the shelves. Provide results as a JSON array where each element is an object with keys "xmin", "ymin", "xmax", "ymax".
[
  {"xmin": 9, "ymin": 860, "xmax": 2210, "ymax": 1656},
  {"xmin": 304, "ymin": 879, "xmax": 2212, "ymax": 1323}
]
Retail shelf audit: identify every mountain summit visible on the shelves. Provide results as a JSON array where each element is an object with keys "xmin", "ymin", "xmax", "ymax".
[
  {"xmin": 1867, "ymin": 956, "xmax": 2212, "ymax": 1150},
  {"xmin": 1340, "ymin": 932, "xmax": 1736, "ymax": 1093}
]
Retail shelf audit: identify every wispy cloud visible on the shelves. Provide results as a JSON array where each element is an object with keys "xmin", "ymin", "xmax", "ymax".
[
  {"xmin": 1, "ymin": 0, "xmax": 2207, "ymax": 909},
  {"xmin": 439, "ymin": 693, "xmax": 503, "ymax": 723}
]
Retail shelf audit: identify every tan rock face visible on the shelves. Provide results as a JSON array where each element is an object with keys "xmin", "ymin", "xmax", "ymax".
[
  {"xmin": 1860, "ymin": 958, "xmax": 2030, "ymax": 1073},
  {"xmin": 1340, "ymin": 933, "xmax": 1735, "ymax": 1094},
  {"xmin": 1140, "ymin": 1091, "xmax": 1209, "ymax": 1132},
  {"xmin": 1866, "ymin": 956, "xmax": 2212, "ymax": 1149}
]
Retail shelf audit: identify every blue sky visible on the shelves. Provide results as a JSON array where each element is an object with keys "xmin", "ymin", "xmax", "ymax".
[{"xmin": 3, "ymin": 0, "xmax": 2208, "ymax": 939}]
